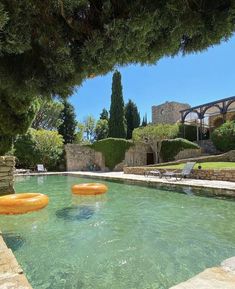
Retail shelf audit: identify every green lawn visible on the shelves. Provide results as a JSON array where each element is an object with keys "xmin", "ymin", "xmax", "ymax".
[{"xmin": 154, "ymin": 162, "xmax": 235, "ymax": 170}]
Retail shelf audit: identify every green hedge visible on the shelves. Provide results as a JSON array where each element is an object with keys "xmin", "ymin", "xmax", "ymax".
[
  {"xmin": 211, "ymin": 121, "xmax": 235, "ymax": 152},
  {"xmin": 160, "ymin": 138, "xmax": 199, "ymax": 162},
  {"xmin": 89, "ymin": 138, "xmax": 133, "ymax": 170},
  {"xmin": 178, "ymin": 124, "xmax": 197, "ymax": 141}
]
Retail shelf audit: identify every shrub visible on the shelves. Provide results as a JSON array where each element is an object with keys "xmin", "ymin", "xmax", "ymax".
[
  {"xmin": 133, "ymin": 124, "xmax": 179, "ymax": 142},
  {"xmin": 160, "ymin": 138, "xmax": 199, "ymax": 162},
  {"xmin": 178, "ymin": 124, "xmax": 197, "ymax": 141},
  {"xmin": 14, "ymin": 129, "xmax": 64, "ymax": 170},
  {"xmin": 89, "ymin": 138, "xmax": 133, "ymax": 170},
  {"xmin": 14, "ymin": 131, "xmax": 39, "ymax": 168},
  {"xmin": 211, "ymin": 121, "xmax": 235, "ymax": 152}
]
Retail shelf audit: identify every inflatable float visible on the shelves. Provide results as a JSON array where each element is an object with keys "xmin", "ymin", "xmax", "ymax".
[
  {"xmin": 71, "ymin": 183, "xmax": 108, "ymax": 195},
  {"xmin": 0, "ymin": 193, "xmax": 49, "ymax": 215}
]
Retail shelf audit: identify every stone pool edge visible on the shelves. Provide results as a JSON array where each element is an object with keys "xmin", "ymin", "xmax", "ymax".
[
  {"xmin": 169, "ymin": 256, "xmax": 235, "ymax": 289},
  {"xmin": 0, "ymin": 230, "xmax": 32, "ymax": 289},
  {"xmin": 15, "ymin": 171, "xmax": 235, "ymax": 197}
]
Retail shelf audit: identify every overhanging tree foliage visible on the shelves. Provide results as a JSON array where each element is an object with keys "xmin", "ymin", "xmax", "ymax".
[
  {"xmin": 31, "ymin": 99, "xmax": 64, "ymax": 130},
  {"xmin": 0, "ymin": 1, "xmax": 234, "ymax": 153}
]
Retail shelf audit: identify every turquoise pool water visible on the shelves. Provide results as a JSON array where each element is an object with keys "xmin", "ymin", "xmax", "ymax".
[{"xmin": 1, "ymin": 175, "xmax": 235, "ymax": 289}]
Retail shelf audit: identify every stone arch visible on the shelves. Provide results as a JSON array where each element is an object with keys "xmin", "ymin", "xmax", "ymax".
[
  {"xmin": 182, "ymin": 110, "xmax": 200, "ymax": 122},
  {"xmin": 202, "ymin": 104, "xmax": 222, "ymax": 117},
  {"xmin": 226, "ymin": 99, "xmax": 235, "ymax": 112}
]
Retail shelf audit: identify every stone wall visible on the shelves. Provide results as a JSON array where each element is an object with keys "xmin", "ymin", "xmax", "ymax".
[
  {"xmin": 65, "ymin": 143, "xmax": 153, "ymax": 172},
  {"xmin": 123, "ymin": 166, "xmax": 235, "ymax": 182},
  {"xmin": 152, "ymin": 101, "xmax": 190, "ymax": 124},
  {"xmin": 0, "ymin": 156, "xmax": 15, "ymax": 196},
  {"xmin": 174, "ymin": 148, "xmax": 202, "ymax": 161},
  {"xmin": 65, "ymin": 144, "xmax": 105, "ymax": 171}
]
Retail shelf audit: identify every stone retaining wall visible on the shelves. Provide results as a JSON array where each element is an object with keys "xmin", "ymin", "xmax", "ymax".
[
  {"xmin": 124, "ymin": 166, "xmax": 235, "ymax": 182},
  {"xmin": 174, "ymin": 148, "xmax": 202, "ymax": 160},
  {"xmin": 65, "ymin": 144, "xmax": 105, "ymax": 171},
  {"xmin": 0, "ymin": 156, "xmax": 15, "ymax": 196},
  {"xmin": 65, "ymin": 142, "xmax": 152, "ymax": 171}
]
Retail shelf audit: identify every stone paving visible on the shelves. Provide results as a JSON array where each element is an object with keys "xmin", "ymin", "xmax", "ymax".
[
  {"xmin": 0, "ymin": 232, "xmax": 32, "ymax": 289},
  {"xmin": 66, "ymin": 171, "xmax": 235, "ymax": 196}
]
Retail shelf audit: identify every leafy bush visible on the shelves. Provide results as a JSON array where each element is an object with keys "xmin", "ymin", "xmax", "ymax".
[
  {"xmin": 133, "ymin": 124, "xmax": 179, "ymax": 142},
  {"xmin": 211, "ymin": 121, "xmax": 235, "ymax": 152},
  {"xmin": 89, "ymin": 138, "xmax": 133, "ymax": 170},
  {"xmin": 160, "ymin": 138, "xmax": 199, "ymax": 162},
  {"xmin": 14, "ymin": 129, "xmax": 64, "ymax": 170}
]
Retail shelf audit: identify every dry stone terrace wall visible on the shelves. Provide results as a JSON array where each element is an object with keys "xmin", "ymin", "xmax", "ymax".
[
  {"xmin": 0, "ymin": 156, "xmax": 15, "ymax": 196},
  {"xmin": 65, "ymin": 144, "xmax": 105, "ymax": 171},
  {"xmin": 124, "ymin": 166, "xmax": 235, "ymax": 182}
]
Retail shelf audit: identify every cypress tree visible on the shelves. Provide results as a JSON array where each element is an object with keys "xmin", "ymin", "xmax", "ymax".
[
  {"xmin": 142, "ymin": 114, "xmax": 148, "ymax": 127},
  {"xmin": 125, "ymin": 100, "xmax": 140, "ymax": 139},
  {"xmin": 58, "ymin": 101, "xmax": 77, "ymax": 144},
  {"xmin": 108, "ymin": 71, "xmax": 126, "ymax": 138},
  {"xmin": 100, "ymin": 108, "xmax": 109, "ymax": 121}
]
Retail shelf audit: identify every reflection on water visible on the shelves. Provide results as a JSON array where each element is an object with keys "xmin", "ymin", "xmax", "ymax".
[
  {"xmin": 56, "ymin": 205, "xmax": 94, "ymax": 222},
  {"xmin": 3, "ymin": 233, "xmax": 25, "ymax": 251}
]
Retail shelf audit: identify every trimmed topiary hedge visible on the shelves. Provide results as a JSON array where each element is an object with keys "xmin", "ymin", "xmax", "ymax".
[
  {"xmin": 211, "ymin": 121, "xmax": 235, "ymax": 152},
  {"xmin": 89, "ymin": 138, "xmax": 134, "ymax": 170},
  {"xmin": 160, "ymin": 138, "xmax": 199, "ymax": 162}
]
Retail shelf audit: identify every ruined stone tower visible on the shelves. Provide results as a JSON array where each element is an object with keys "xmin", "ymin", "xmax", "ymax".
[{"xmin": 152, "ymin": 101, "xmax": 190, "ymax": 124}]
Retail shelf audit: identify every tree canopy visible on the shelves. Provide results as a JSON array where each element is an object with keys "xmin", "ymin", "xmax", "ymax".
[
  {"xmin": 31, "ymin": 99, "xmax": 64, "ymax": 130},
  {"xmin": 0, "ymin": 0, "xmax": 234, "ymax": 152}
]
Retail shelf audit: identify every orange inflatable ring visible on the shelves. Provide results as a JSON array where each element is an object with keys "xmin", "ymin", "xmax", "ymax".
[
  {"xmin": 72, "ymin": 183, "xmax": 108, "ymax": 195},
  {"xmin": 0, "ymin": 193, "xmax": 49, "ymax": 215}
]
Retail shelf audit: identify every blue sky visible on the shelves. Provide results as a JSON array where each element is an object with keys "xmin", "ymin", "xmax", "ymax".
[{"xmin": 70, "ymin": 34, "xmax": 235, "ymax": 123}]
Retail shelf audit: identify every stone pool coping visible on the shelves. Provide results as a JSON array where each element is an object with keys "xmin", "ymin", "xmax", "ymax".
[
  {"xmin": 15, "ymin": 171, "xmax": 235, "ymax": 197},
  {"xmin": 0, "ymin": 231, "xmax": 32, "ymax": 289},
  {"xmin": 169, "ymin": 256, "xmax": 235, "ymax": 289}
]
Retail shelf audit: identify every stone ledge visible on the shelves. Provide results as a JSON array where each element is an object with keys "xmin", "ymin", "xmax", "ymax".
[
  {"xmin": 0, "ymin": 234, "xmax": 32, "ymax": 289},
  {"xmin": 169, "ymin": 257, "xmax": 235, "ymax": 289},
  {"xmin": 124, "ymin": 166, "xmax": 235, "ymax": 182}
]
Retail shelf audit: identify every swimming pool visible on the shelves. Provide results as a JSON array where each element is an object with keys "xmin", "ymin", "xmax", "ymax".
[{"xmin": 1, "ymin": 175, "xmax": 235, "ymax": 289}]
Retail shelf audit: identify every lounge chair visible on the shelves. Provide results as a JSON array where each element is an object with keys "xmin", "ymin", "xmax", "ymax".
[
  {"xmin": 36, "ymin": 164, "xmax": 47, "ymax": 172},
  {"xmin": 145, "ymin": 170, "xmax": 162, "ymax": 178},
  {"xmin": 162, "ymin": 162, "xmax": 196, "ymax": 180}
]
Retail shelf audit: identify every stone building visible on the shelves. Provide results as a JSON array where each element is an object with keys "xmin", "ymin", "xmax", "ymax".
[{"xmin": 152, "ymin": 101, "xmax": 190, "ymax": 124}]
